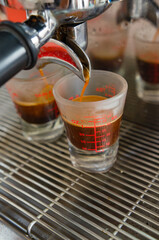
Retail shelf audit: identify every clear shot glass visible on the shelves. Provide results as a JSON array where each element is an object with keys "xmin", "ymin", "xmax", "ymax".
[
  {"xmin": 53, "ymin": 70, "xmax": 128, "ymax": 173},
  {"xmin": 87, "ymin": 21, "xmax": 128, "ymax": 75},
  {"xmin": 6, "ymin": 64, "xmax": 65, "ymax": 142},
  {"xmin": 134, "ymin": 26, "xmax": 159, "ymax": 103}
]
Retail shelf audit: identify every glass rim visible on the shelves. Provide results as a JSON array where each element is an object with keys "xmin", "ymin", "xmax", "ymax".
[
  {"xmin": 134, "ymin": 32, "xmax": 159, "ymax": 44},
  {"xmin": 11, "ymin": 64, "xmax": 64, "ymax": 82},
  {"xmin": 88, "ymin": 26, "xmax": 127, "ymax": 38},
  {"xmin": 53, "ymin": 70, "xmax": 128, "ymax": 107}
]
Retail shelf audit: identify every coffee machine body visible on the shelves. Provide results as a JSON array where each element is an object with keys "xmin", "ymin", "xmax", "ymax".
[{"xmin": 0, "ymin": 0, "xmax": 159, "ymax": 86}]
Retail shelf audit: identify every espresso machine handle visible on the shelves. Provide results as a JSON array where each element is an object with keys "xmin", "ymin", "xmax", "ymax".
[
  {"xmin": 0, "ymin": 21, "xmax": 39, "ymax": 86},
  {"xmin": 0, "ymin": 31, "xmax": 28, "ymax": 86}
]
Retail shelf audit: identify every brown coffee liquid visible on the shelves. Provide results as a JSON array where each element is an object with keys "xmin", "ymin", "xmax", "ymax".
[
  {"xmin": 137, "ymin": 57, "xmax": 159, "ymax": 84},
  {"xmin": 136, "ymin": 29, "xmax": 159, "ymax": 84},
  {"xmin": 89, "ymin": 52, "xmax": 124, "ymax": 72},
  {"xmin": 80, "ymin": 66, "xmax": 90, "ymax": 102},
  {"xmin": 14, "ymin": 69, "xmax": 59, "ymax": 124},
  {"xmin": 63, "ymin": 95, "xmax": 122, "ymax": 151},
  {"xmin": 14, "ymin": 98, "xmax": 59, "ymax": 124},
  {"xmin": 153, "ymin": 29, "xmax": 159, "ymax": 41}
]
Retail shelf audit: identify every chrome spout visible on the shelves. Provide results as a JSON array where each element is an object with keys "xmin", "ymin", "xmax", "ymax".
[
  {"xmin": 0, "ymin": 0, "xmax": 112, "ymax": 85},
  {"xmin": 37, "ymin": 39, "xmax": 91, "ymax": 82}
]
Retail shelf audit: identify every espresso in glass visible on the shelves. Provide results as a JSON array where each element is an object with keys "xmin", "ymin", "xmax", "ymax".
[
  {"xmin": 63, "ymin": 95, "xmax": 122, "ymax": 152},
  {"xmin": 89, "ymin": 52, "xmax": 124, "ymax": 72},
  {"xmin": 14, "ymin": 84, "xmax": 59, "ymax": 124},
  {"xmin": 14, "ymin": 98, "xmax": 59, "ymax": 124},
  {"xmin": 137, "ymin": 55, "xmax": 159, "ymax": 84}
]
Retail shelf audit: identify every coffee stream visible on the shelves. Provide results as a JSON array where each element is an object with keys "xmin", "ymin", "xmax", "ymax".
[
  {"xmin": 80, "ymin": 65, "xmax": 90, "ymax": 102},
  {"xmin": 39, "ymin": 68, "xmax": 49, "ymax": 86},
  {"xmin": 153, "ymin": 29, "xmax": 159, "ymax": 41}
]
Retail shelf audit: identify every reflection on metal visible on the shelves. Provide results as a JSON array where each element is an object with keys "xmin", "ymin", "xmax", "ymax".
[
  {"xmin": 0, "ymin": 0, "xmax": 112, "ymax": 23},
  {"xmin": 117, "ymin": 0, "xmax": 159, "ymax": 27},
  {"xmin": 37, "ymin": 38, "xmax": 91, "ymax": 82}
]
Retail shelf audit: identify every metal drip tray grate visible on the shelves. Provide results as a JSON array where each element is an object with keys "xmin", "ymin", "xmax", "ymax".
[{"xmin": 0, "ymin": 87, "xmax": 159, "ymax": 240}]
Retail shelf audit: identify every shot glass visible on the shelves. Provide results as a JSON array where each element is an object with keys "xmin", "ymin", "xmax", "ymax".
[
  {"xmin": 87, "ymin": 20, "xmax": 128, "ymax": 75},
  {"xmin": 134, "ymin": 26, "xmax": 159, "ymax": 103},
  {"xmin": 53, "ymin": 70, "xmax": 128, "ymax": 173},
  {"xmin": 6, "ymin": 64, "xmax": 65, "ymax": 142}
]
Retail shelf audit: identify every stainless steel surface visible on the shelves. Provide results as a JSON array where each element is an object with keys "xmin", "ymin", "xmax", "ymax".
[
  {"xmin": 25, "ymin": 11, "xmax": 57, "ymax": 49},
  {"xmin": 55, "ymin": 23, "xmax": 88, "ymax": 50},
  {"xmin": 38, "ymin": 38, "xmax": 91, "ymax": 82},
  {"xmin": 0, "ymin": 0, "xmax": 113, "ymax": 85},
  {"xmin": 117, "ymin": 0, "xmax": 159, "ymax": 26},
  {"xmin": 0, "ymin": 218, "xmax": 30, "ymax": 240},
  {"xmin": 0, "ymin": 0, "xmax": 112, "ymax": 23},
  {"xmin": 2, "ymin": 0, "xmax": 159, "ymax": 25},
  {"xmin": 0, "ymin": 60, "xmax": 159, "ymax": 239}
]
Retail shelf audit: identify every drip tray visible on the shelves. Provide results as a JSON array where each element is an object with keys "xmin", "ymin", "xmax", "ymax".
[
  {"xmin": 0, "ymin": 83, "xmax": 159, "ymax": 240},
  {"xmin": 0, "ymin": 218, "xmax": 29, "ymax": 240}
]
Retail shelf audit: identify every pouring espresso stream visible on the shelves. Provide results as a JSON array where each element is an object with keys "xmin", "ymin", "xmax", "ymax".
[
  {"xmin": 39, "ymin": 63, "xmax": 90, "ymax": 103},
  {"xmin": 38, "ymin": 38, "xmax": 92, "ymax": 102}
]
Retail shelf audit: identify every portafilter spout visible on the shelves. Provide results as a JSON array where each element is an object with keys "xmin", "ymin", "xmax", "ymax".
[
  {"xmin": 37, "ymin": 38, "xmax": 91, "ymax": 82},
  {"xmin": 0, "ymin": 0, "xmax": 116, "ymax": 86}
]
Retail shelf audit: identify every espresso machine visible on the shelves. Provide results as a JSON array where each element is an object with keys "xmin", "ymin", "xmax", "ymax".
[
  {"xmin": 0, "ymin": 0, "xmax": 159, "ymax": 87},
  {"xmin": 0, "ymin": 0, "xmax": 113, "ymax": 86},
  {"xmin": 1, "ymin": 1, "xmax": 159, "ymax": 240}
]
